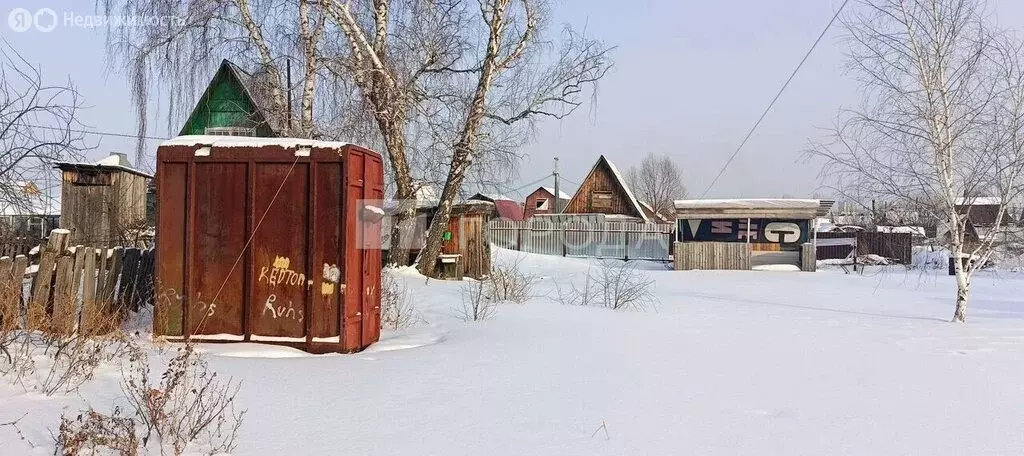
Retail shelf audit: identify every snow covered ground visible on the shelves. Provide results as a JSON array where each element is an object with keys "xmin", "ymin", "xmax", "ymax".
[{"xmin": 6, "ymin": 249, "xmax": 1024, "ymax": 454}]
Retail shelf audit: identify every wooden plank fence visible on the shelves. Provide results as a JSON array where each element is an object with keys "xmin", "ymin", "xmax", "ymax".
[
  {"xmin": 488, "ymin": 220, "xmax": 675, "ymax": 261},
  {"xmin": 674, "ymin": 242, "xmax": 751, "ymax": 270},
  {"xmin": 816, "ymin": 232, "xmax": 912, "ymax": 264},
  {"xmin": 0, "ymin": 238, "xmax": 42, "ymax": 257},
  {"xmin": 0, "ymin": 229, "xmax": 155, "ymax": 335}
]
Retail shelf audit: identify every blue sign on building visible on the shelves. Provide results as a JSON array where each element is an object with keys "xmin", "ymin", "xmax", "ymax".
[{"xmin": 677, "ymin": 219, "xmax": 809, "ymax": 244}]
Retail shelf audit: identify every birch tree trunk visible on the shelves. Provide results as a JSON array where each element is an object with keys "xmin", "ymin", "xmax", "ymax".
[{"xmin": 418, "ymin": 0, "xmax": 525, "ymax": 277}]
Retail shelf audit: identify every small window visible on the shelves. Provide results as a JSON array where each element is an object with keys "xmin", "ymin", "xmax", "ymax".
[
  {"xmin": 205, "ymin": 126, "xmax": 256, "ymax": 136},
  {"xmin": 535, "ymin": 198, "xmax": 549, "ymax": 210}
]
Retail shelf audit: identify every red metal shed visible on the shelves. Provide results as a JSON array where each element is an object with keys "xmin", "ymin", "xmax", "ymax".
[{"xmin": 154, "ymin": 136, "xmax": 384, "ymax": 353}]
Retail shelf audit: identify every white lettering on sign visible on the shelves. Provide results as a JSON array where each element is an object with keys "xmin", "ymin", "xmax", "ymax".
[{"xmin": 764, "ymin": 222, "xmax": 801, "ymax": 243}]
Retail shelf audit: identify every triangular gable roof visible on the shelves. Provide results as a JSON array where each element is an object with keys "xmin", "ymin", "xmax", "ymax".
[
  {"xmin": 541, "ymin": 187, "xmax": 571, "ymax": 200},
  {"xmin": 565, "ymin": 155, "xmax": 649, "ymax": 222},
  {"xmin": 179, "ymin": 59, "xmax": 281, "ymax": 137}
]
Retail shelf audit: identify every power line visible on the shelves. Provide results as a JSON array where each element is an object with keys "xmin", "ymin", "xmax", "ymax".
[
  {"xmin": 508, "ymin": 173, "xmax": 554, "ymax": 194},
  {"xmin": 26, "ymin": 124, "xmax": 169, "ymax": 141},
  {"xmin": 699, "ymin": 0, "xmax": 851, "ymax": 198}
]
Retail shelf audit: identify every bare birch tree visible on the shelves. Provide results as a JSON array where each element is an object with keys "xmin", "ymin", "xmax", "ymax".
[
  {"xmin": 100, "ymin": 0, "xmax": 327, "ymax": 156},
  {"xmin": 0, "ymin": 41, "xmax": 88, "ymax": 216},
  {"xmin": 417, "ymin": 0, "xmax": 612, "ymax": 277},
  {"xmin": 809, "ymin": 0, "xmax": 1024, "ymax": 322},
  {"xmin": 625, "ymin": 153, "xmax": 687, "ymax": 219}
]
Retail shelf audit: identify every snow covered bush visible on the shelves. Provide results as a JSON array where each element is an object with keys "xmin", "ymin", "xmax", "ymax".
[
  {"xmin": 458, "ymin": 280, "xmax": 497, "ymax": 321},
  {"xmin": 558, "ymin": 261, "xmax": 657, "ymax": 311},
  {"xmin": 120, "ymin": 341, "xmax": 244, "ymax": 455},
  {"xmin": 381, "ymin": 269, "xmax": 418, "ymax": 330}
]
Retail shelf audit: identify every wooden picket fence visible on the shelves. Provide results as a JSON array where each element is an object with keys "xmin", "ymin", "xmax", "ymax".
[{"xmin": 0, "ymin": 229, "xmax": 155, "ymax": 335}]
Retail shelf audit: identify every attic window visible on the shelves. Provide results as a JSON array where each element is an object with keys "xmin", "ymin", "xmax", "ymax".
[
  {"xmin": 592, "ymin": 191, "xmax": 613, "ymax": 209},
  {"xmin": 205, "ymin": 126, "xmax": 256, "ymax": 136},
  {"xmin": 535, "ymin": 198, "xmax": 549, "ymax": 210}
]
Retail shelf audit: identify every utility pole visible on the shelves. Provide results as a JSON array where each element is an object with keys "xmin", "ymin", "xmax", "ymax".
[{"xmin": 553, "ymin": 157, "xmax": 561, "ymax": 213}]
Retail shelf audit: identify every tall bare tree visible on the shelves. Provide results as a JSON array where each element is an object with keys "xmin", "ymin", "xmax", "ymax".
[
  {"xmin": 809, "ymin": 0, "xmax": 1024, "ymax": 322},
  {"xmin": 0, "ymin": 41, "xmax": 88, "ymax": 218},
  {"xmin": 101, "ymin": 0, "xmax": 329, "ymax": 157},
  {"xmin": 625, "ymin": 153, "xmax": 687, "ymax": 219},
  {"xmin": 417, "ymin": 0, "xmax": 612, "ymax": 277}
]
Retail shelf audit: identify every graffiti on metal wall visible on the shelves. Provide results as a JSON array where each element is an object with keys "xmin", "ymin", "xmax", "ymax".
[
  {"xmin": 678, "ymin": 219, "xmax": 809, "ymax": 244},
  {"xmin": 321, "ymin": 263, "xmax": 340, "ymax": 296},
  {"xmin": 261, "ymin": 293, "xmax": 305, "ymax": 323}
]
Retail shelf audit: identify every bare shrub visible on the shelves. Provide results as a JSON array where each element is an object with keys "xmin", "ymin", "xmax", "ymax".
[
  {"xmin": 381, "ymin": 269, "xmax": 418, "ymax": 330},
  {"xmin": 121, "ymin": 341, "xmax": 244, "ymax": 455},
  {"xmin": 458, "ymin": 280, "xmax": 497, "ymax": 322},
  {"xmin": 486, "ymin": 257, "xmax": 537, "ymax": 304},
  {"xmin": 1, "ymin": 297, "xmax": 129, "ymax": 395},
  {"xmin": 557, "ymin": 261, "xmax": 657, "ymax": 311},
  {"xmin": 57, "ymin": 408, "xmax": 138, "ymax": 456}
]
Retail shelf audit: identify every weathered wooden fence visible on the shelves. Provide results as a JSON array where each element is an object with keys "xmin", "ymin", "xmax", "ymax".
[
  {"xmin": 489, "ymin": 220, "xmax": 674, "ymax": 261},
  {"xmin": 0, "ymin": 237, "xmax": 42, "ymax": 257},
  {"xmin": 816, "ymin": 232, "xmax": 912, "ymax": 264},
  {"xmin": 674, "ymin": 242, "xmax": 751, "ymax": 270},
  {"xmin": 0, "ymin": 229, "xmax": 155, "ymax": 334}
]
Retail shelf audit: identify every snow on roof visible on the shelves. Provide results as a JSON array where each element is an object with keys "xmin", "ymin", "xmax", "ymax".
[
  {"xmin": 876, "ymin": 225, "xmax": 926, "ymax": 236},
  {"xmin": 161, "ymin": 135, "xmax": 351, "ymax": 149},
  {"xmin": 562, "ymin": 156, "xmax": 649, "ymax": 222},
  {"xmin": 954, "ymin": 196, "xmax": 1002, "ymax": 206},
  {"xmin": 55, "ymin": 152, "xmax": 153, "ymax": 179},
  {"xmin": 540, "ymin": 187, "xmax": 571, "ymax": 200},
  {"xmin": 95, "ymin": 153, "xmax": 133, "ymax": 168},
  {"xmin": 674, "ymin": 199, "xmax": 822, "ymax": 210},
  {"xmin": 602, "ymin": 159, "xmax": 649, "ymax": 223}
]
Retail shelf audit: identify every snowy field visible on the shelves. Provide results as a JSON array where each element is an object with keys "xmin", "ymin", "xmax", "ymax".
[{"xmin": 5, "ymin": 249, "xmax": 1024, "ymax": 455}]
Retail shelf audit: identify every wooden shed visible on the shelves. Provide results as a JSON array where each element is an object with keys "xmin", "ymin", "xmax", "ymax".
[
  {"xmin": 437, "ymin": 201, "xmax": 493, "ymax": 279},
  {"xmin": 383, "ymin": 200, "xmax": 495, "ymax": 279},
  {"xmin": 154, "ymin": 136, "xmax": 384, "ymax": 353},
  {"xmin": 673, "ymin": 199, "xmax": 834, "ymax": 271},
  {"xmin": 55, "ymin": 153, "xmax": 152, "ymax": 247}
]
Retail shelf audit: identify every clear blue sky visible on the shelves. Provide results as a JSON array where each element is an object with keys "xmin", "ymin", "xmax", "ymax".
[{"xmin": 4, "ymin": 0, "xmax": 1024, "ymax": 199}]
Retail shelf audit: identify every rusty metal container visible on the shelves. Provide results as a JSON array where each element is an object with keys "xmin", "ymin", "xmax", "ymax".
[{"xmin": 153, "ymin": 136, "xmax": 384, "ymax": 353}]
